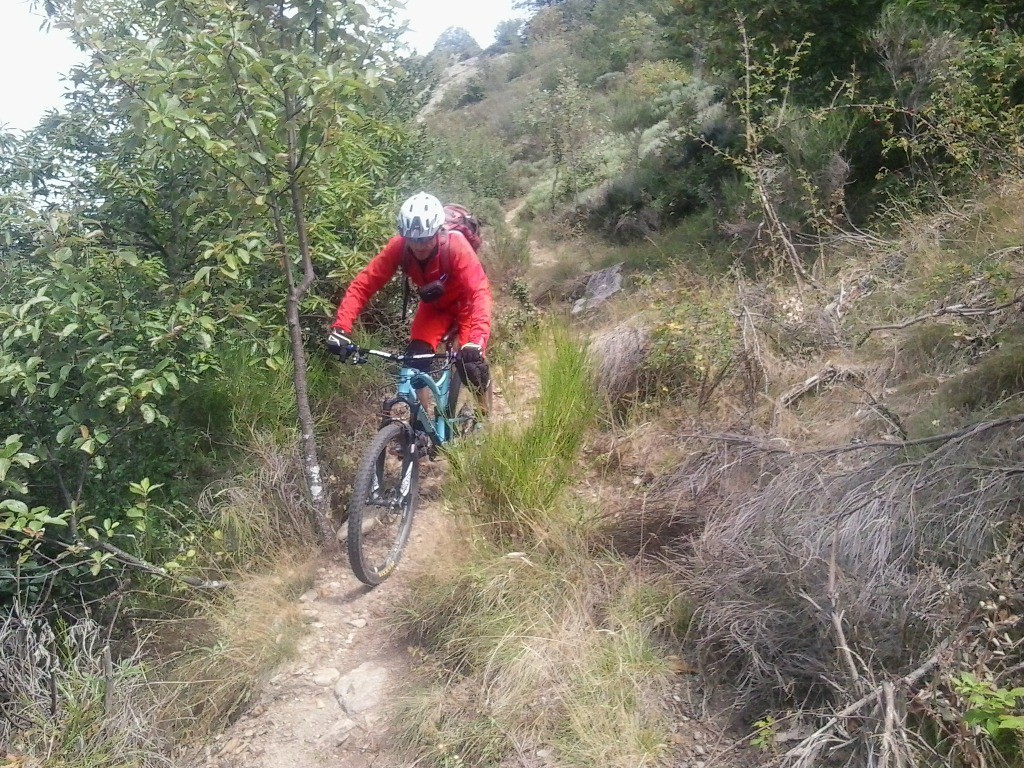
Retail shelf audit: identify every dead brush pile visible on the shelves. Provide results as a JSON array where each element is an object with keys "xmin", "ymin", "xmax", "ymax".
[{"xmin": 668, "ymin": 415, "xmax": 1024, "ymax": 766}]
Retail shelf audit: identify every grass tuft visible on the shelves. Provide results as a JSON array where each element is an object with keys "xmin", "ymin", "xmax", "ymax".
[
  {"xmin": 395, "ymin": 547, "xmax": 677, "ymax": 767},
  {"xmin": 2, "ymin": 612, "xmax": 168, "ymax": 768},
  {"xmin": 447, "ymin": 324, "xmax": 597, "ymax": 543},
  {"xmin": 939, "ymin": 341, "xmax": 1024, "ymax": 413}
]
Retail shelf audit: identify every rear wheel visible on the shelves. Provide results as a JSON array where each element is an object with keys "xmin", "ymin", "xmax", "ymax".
[{"xmin": 346, "ymin": 422, "xmax": 420, "ymax": 586}]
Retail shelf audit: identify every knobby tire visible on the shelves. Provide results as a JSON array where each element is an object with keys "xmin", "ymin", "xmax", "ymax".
[{"xmin": 347, "ymin": 421, "xmax": 420, "ymax": 586}]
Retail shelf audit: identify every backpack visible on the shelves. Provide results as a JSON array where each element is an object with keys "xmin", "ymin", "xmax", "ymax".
[
  {"xmin": 401, "ymin": 203, "xmax": 482, "ymax": 317},
  {"xmin": 441, "ymin": 203, "xmax": 482, "ymax": 252}
]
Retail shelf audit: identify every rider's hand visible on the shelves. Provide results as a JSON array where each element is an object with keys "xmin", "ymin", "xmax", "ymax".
[
  {"xmin": 326, "ymin": 330, "xmax": 353, "ymax": 358},
  {"xmin": 460, "ymin": 343, "xmax": 483, "ymax": 364}
]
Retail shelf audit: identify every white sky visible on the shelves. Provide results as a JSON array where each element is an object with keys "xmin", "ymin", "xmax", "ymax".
[{"xmin": 0, "ymin": 0, "xmax": 525, "ymax": 133}]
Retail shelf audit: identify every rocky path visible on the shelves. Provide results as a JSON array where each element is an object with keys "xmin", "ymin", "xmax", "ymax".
[
  {"xmin": 194, "ymin": 468, "xmax": 455, "ymax": 768},
  {"xmin": 192, "ymin": 368, "xmax": 527, "ymax": 768},
  {"xmin": 187, "ymin": 202, "xmax": 552, "ymax": 768}
]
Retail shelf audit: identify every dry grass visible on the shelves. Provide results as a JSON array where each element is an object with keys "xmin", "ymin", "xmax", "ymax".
[
  {"xmin": 663, "ymin": 416, "xmax": 1024, "ymax": 766},
  {"xmin": 156, "ymin": 552, "xmax": 315, "ymax": 741},
  {"xmin": 590, "ymin": 322, "xmax": 653, "ymax": 409},
  {"xmin": 195, "ymin": 432, "xmax": 321, "ymax": 569},
  {"xmin": 3, "ymin": 432, "xmax": 320, "ymax": 764},
  {"xmin": 392, "ymin": 324, "xmax": 686, "ymax": 766},
  {"xmin": 1, "ymin": 610, "xmax": 171, "ymax": 768},
  {"xmin": 1, "ymin": 565, "xmax": 312, "ymax": 765},
  {"xmin": 393, "ymin": 542, "xmax": 680, "ymax": 767}
]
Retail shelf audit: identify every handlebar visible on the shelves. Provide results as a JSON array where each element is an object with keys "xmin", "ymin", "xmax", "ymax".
[{"xmin": 336, "ymin": 344, "xmax": 451, "ymax": 367}]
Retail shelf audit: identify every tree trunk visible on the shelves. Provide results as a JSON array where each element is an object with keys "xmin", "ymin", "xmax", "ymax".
[{"xmin": 284, "ymin": 285, "xmax": 334, "ymax": 543}]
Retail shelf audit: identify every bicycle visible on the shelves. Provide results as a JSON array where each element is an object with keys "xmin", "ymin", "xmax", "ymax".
[{"xmin": 336, "ymin": 333, "xmax": 484, "ymax": 586}]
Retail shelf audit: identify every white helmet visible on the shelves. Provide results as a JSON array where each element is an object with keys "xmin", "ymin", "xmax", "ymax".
[{"xmin": 397, "ymin": 192, "xmax": 445, "ymax": 239}]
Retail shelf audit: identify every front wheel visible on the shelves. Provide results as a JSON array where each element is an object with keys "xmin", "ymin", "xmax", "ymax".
[{"xmin": 347, "ymin": 421, "xmax": 420, "ymax": 586}]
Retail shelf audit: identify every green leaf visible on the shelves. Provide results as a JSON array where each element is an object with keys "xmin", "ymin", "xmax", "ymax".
[
  {"xmin": 249, "ymin": 151, "xmax": 269, "ymax": 165},
  {"xmin": 996, "ymin": 715, "xmax": 1024, "ymax": 732},
  {"xmin": 0, "ymin": 499, "xmax": 28, "ymax": 515}
]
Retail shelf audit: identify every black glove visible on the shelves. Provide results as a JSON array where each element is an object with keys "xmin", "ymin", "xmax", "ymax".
[
  {"xmin": 460, "ymin": 343, "xmax": 483, "ymax": 364},
  {"xmin": 326, "ymin": 330, "xmax": 353, "ymax": 359}
]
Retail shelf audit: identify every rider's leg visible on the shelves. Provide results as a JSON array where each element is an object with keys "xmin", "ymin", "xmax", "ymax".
[
  {"xmin": 403, "ymin": 339, "xmax": 435, "ymax": 415},
  {"xmin": 408, "ymin": 305, "xmax": 451, "ymax": 417}
]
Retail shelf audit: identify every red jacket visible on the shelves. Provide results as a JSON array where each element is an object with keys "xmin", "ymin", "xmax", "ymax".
[{"xmin": 332, "ymin": 231, "xmax": 492, "ymax": 348}]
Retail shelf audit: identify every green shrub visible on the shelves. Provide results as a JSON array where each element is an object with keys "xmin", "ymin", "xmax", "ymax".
[
  {"xmin": 638, "ymin": 277, "xmax": 738, "ymax": 409},
  {"xmin": 420, "ymin": 127, "xmax": 518, "ymax": 202},
  {"xmin": 913, "ymin": 29, "xmax": 1024, "ymax": 178},
  {"xmin": 938, "ymin": 342, "xmax": 1024, "ymax": 413}
]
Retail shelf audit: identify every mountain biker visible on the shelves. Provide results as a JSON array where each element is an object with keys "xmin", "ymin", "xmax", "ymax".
[{"xmin": 326, "ymin": 192, "xmax": 493, "ymax": 415}]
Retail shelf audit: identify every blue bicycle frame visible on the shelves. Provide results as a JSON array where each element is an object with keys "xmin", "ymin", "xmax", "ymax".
[
  {"xmin": 394, "ymin": 362, "xmax": 459, "ymax": 448},
  {"xmin": 344, "ymin": 343, "xmax": 464, "ymax": 450}
]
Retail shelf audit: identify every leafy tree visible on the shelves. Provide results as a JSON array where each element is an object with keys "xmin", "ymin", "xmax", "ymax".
[
  {"xmin": 663, "ymin": 0, "xmax": 888, "ymax": 98},
  {"xmin": 430, "ymin": 26, "xmax": 483, "ymax": 61},
  {"xmin": 515, "ymin": 0, "xmax": 566, "ymax": 9},
  {"xmin": 0, "ymin": 0, "xmax": 418, "ymax": 602},
  {"xmin": 897, "ymin": 0, "xmax": 1024, "ymax": 33},
  {"xmin": 0, "ymin": 209, "xmax": 216, "ymax": 601},
  {"xmin": 491, "ymin": 19, "xmax": 526, "ymax": 52},
  {"xmin": 48, "ymin": 0, "xmax": 413, "ymax": 542},
  {"xmin": 522, "ymin": 71, "xmax": 594, "ymax": 206}
]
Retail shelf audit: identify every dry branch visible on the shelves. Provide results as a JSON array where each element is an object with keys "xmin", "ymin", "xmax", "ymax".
[
  {"xmin": 857, "ymin": 292, "xmax": 1024, "ymax": 346},
  {"xmin": 94, "ymin": 539, "xmax": 229, "ymax": 590},
  {"xmin": 679, "ymin": 412, "xmax": 1024, "ymax": 458},
  {"xmin": 779, "ymin": 365, "xmax": 863, "ymax": 408},
  {"xmin": 783, "ymin": 640, "xmax": 949, "ymax": 768}
]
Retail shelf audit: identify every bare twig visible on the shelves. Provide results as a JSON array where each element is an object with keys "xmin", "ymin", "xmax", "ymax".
[
  {"xmin": 850, "ymin": 381, "xmax": 908, "ymax": 440},
  {"xmin": 828, "ymin": 537, "xmax": 861, "ymax": 686},
  {"xmin": 779, "ymin": 365, "xmax": 863, "ymax": 408},
  {"xmin": 94, "ymin": 540, "xmax": 229, "ymax": 590},
  {"xmin": 679, "ymin": 412, "xmax": 1024, "ymax": 458},
  {"xmin": 857, "ymin": 292, "xmax": 1024, "ymax": 345},
  {"xmin": 784, "ymin": 640, "xmax": 949, "ymax": 767},
  {"xmin": 878, "ymin": 680, "xmax": 898, "ymax": 768}
]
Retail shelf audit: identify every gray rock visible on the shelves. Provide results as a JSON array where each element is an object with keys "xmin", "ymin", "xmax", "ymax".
[
  {"xmin": 312, "ymin": 668, "xmax": 341, "ymax": 686},
  {"xmin": 334, "ymin": 662, "xmax": 388, "ymax": 714},
  {"xmin": 571, "ymin": 264, "xmax": 623, "ymax": 315}
]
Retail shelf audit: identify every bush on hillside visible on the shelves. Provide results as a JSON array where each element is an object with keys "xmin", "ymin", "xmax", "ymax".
[
  {"xmin": 670, "ymin": 419, "xmax": 1024, "ymax": 765},
  {"xmin": 419, "ymin": 126, "xmax": 518, "ymax": 201}
]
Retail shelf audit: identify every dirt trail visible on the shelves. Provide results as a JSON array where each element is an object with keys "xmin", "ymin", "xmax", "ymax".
[
  {"xmin": 187, "ymin": 203, "xmax": 547, "ymax": 768},
  {"xmin": 191, "ymin": 381, "xmax": 527, "ymax": 768},
  {"xmin": 189, "ymin": 218, "xmax": 744, "ymax": 768},
  {"xmin": 193, "ymin": 484, "xmax": 446, "ymax": 768}
]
